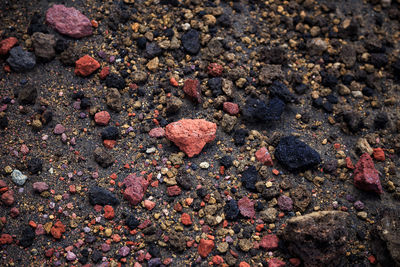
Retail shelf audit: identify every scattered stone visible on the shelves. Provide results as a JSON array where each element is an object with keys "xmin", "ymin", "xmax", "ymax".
[
  {"xmin": 183, "ymin": 79, "xmax": 201, "ymax": 103},
  {"xmin": 223, "ymin": 102, "xmax": 239, "ymax": 115},
  {"xmin": 280, "ymin": 211, "xmax": 349, "ymax": 267},
  {"xmin": 17, "ymin": 84, "xmax": 37, "ymax": 105},
  {"xmin": 165, "ymin": 119, "xmax": 217, "ymax": 157},
  {"xmin": 238, "ymin": 197, "xmax": 255, "ymax": 218},
  {"xmin": 259, "ymin": 65, "xmax": 284, "ymax": 85},
  {"xmin": 353, "ymin": 153, "xmax": 383, "ymax": 194},
  {"xmin": 198, "ymin": 239, "xmax": 214, "ymax": 258},
  {"xmin": 259, "ymin": 234, "xmax": 279, "ymax": 251},
  {"xmin": 275, "ymin": 136, "xmax": 321, "ymax": 172},
  {"xmin": 32, "ymin": 32, "xmax": 56, "ymax": 61},
  {"xmin": 6, "ymin": 47, "xmax": 36, "ymax": 72},
  {"xmin": 101, "ymin": 126, "xmax": 119, "ymax": 140},
  {"xmin": 46, "ymin": 5, "xmax": 93, "ymax": 38},
  {"xmin": 27, "ymin": 157, "xmax": 43, "ymax": 174},
  {"xmin": 244, "ymin": 97, "xmax": 285, "ymax": 122},
  {"xmin": 54, "ymin": 124, "xmax": 65, "ymax": 135},
  {"xmin": 33, "ymin": 182, "xmax": 49, "ymax": 193},
  {"xmin": 94, "ymin": 111, "xmax": 110, "ymax": 126},
  {"xmin": 123, "ymin": 174, "xmax": 149, "ymax": 206},
  {"xmin": 221, "ymin": 114, "xmax": 237, "ymax": 133},
  {"xmin": 106, "ymin": 88, "xmax": 122, "ymax": 112},
  {"xmin": 0, "ymin": 37, "xmax": 18, "ymax": 55},
  {"xmin": 149, "ymin": 127, "xmax": 165, "ymax": 138},
  {"xmin": 255, "ymin": 147, "xmax": 273, "ymax": 166},
  {"xmin": 277, "ymin": 195, "xmax": 293, "ymax": 211},
  {"xmin": 105, "ymin": 73, "xmax": 126, "ymax": 90},
  {"xmin": 166, "ymin": 96, "xmax": 183, "ymax": 114},
  {"xmin": 74, "ymin": 55, "xmax": 100, "ymax": 76},
  {"xmin": 19, "ymin": 227, "xmax": 35, "ymax": 248},
  {"xmin": 11, "ymin": 169, "xmax": 28, "ymax": 186},
  {"xmin": 88, "ymin": 186, "xmax": 119, "ymax": 206},
  {"xmin": 181, "ymin": 29, "xmax": 200, "ymax": 54},
  {"xmin": 241, "ymin": 166, "xmax": 259, "ymax": 191},
  {"xmin": 356, "ymin": 138, "xmax": 373, "ymax": 155},
  {"xmin": 224, "ymin": 199, "xmax": 239, "ymax": 220},
  {"xmin": 93, "ymin": 147, "xmax": 114, "ymax": 168}
]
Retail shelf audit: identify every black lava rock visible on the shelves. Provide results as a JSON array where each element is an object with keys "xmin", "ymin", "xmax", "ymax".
[
  {"xmin": 208, "ymin": 77, "xmax": 222, "ymax": 96},
  {"xmin": 322, "ymin": 101, "xmax": 333, "ymax": 113},
  {"xmin": 233, "ymin": 129, "xmax": 249, "ymax": 146},
  {"xmin": 217, "ymin": 13, "xmax": 232, "ymax": 27},
  {"xmin": 374, "ymin": 112, "xmax": 388, "ymax": 129},
  {"xmin": 19, "ymin": 227, "xmax": 35, "ymax": 248},
  {"xmin": 6, "ymin": 46, "xmax": 36, "ymax": 72},
  {"xmin": 145, "ymin": 42, "xmax": 162, "ymax": 59},
  {"xmin": 89, "ymin": 186, "xmax": 120, "ymax": 206},
  {"xmin": 176, "ymin": 171, "xmax": 193, "ymax": 190},
  {"xmin": 125, "ymin": 215, "xmax": 140, "ymax": 229},
  {"xmin": 80, "ymin": 98, "xmax": 91, "ymax": 109},
  {"xmin": 55, "ymin": 39, "xmax": 69, "ymax": 54},
  {"xmin": 220, "ymin": 155, "xmax": 233, "ymax": 169},
  {"xmin": 101, "ymin": 126, "xmax": 119, "ymax": 140},
  {"xmin": 343, "ymin": 111, "xmax": 363, "ymax": 133},
  {"xmin": 28, "ymin": 157, "xmax": 42, "ymax": 174},
  {"xmin": 362, "ymin": 86, "xmax": 374, "ymax": 97},
  {"xmin": 224, "ymin": 199, "xmax": 239, "ymax": 220},
  {"xmin": 137, "ymin": 37, "xmax": 147, "ymax": 49},
  {"xmin": 241, "ymin": 166, "xmax": 259, "ymax": 191},
  {"xmin": 294, "ymin": 83, "xmax": 308, "ymax": 95},
  {"xmin": 17, "ymin": 84, "xmax": 37, "ymax": 105},
  {"xmin": 181, "ymin": 29, "xmax": 200, "ymax": 54},
  {"xmin": 370, "ymin": 53, "xmax": 388, "ymax": 69},
  {"xmin": 275, "ymin": 136, "xmax": 321, "ymax": 172},
  {"xmin": 42, "ymin": 110, "xmax": 53, "ymax": 125},
  {"xmin": 93, "ymin": 147, "xmax": 114, "ymax": 168},
  {"xmin": 196, "ymin": 188, "xmax": 207, "ymax": 199},
  {"xmin": 27, "ymin": 13, "xmax": 48, "ymax": 35},
  {"xmin": 79, "ymin": 249, "xmax": 89, "ymax": 264},
  {"xmin": 321, "ymin": 72, "xmax": 338, "ymax": 88},
  {"xmin": 268, "ymin": 81, "xmax": 296, "ymax": 103},
  {"xmin": 91, "ymin": 251, "xmax": 102, "ymax": 263},
  {"xmin": 342, "ymin": 75, "xmax": 354, "ymax": 85},
  {"xmin": 0, "ymin": 115, "xmax": 8, "ymax": 129},
  {"xmin": 244, "ymin": 97, "xmax": 285, "ymax": 122},
  {"xmin": 105, "ymin": 73, "xmax": 126, "ymax": 90}
]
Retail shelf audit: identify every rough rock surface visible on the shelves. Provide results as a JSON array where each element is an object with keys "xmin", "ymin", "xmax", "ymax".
[
  {"xmin": 165, "ymin": 119, "xmax": 217, "ymax": 157},
  {"xmin": 88, "ymin": 186, "xmax": 119, "ymax": 206},
  {"xmin": 279, "ymin": 211, "xmax": 349, "ymax": 267},
  {"xmin": 74, "ymin": 55, "xmax": 100, "ymax": 76},
  {"xmin": 46, "ymin": 5, "xmax": 93, "ymax": 38},
  {"xmin": 275, "ymin": 136, "xmax": 321, "ymax": 172},
  {"xmin": 123, "ymin": 174, "xmax": 149, "ymax": 206},
  {"xmin": 0, "ymin": 37, "xmax": 18, "ymax": 55},
  {"xmin": 353, "ymin": 153, "xmax": 383, "ymax": 194},
  {"xmin": 6, "ymin": 47, "xmax": 36, "ymax": 72},
  {"xmin": 32, "ymin": 32, "xmax": 56, "ymax": 61}
]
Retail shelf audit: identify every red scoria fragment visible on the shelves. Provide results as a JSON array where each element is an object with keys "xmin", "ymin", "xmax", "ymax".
[
  {"xmin": 75, "ymin": 55, "xmax": 100, "ymax": 76},
  {"xmin": 238, "ymin": 196, "xmax": 255, "ymax": 218},
  {"xmin": 223, "ymin": 102, "xmax": 240, "ymax": 115},
  {"xmin": 373, "ymin": 148, "xmax": 385, "ymax": 161},
  {"xmin": 207, "ymin": 63, "xmax": 223, "ymax": 77},
  {"xmin": 255, "ymin": 147, "xmax": 273, "ymax": 166},
  {"xmin": 353, "ymin": 153, "xmax": 383, "ymax": 194},
  {"xmin": 99, "ymin": 66, "xmax": 110, "ymax": 80},
  {"xmin": 165, "ymin": 119, "xmax": 217, "ymax": 157},
  {"xmin": 1, "ymin": 191, "xmax": 14, "ymax": 206},
  {"xmin": 0, "ymin": 234, "xmax": 12, "ymax": 245},
  {"xmin": 198, "ymin": 239, "xmax": 214, "ymax": 258},
  {"xmin": 167, "ymin": 185, "xmax": 181, "ymax": 196},
  {"xmin": 268, "ymin": 258, "xmax": 286, "ymax": 267},
  {"xmin": 123, "ymin": 174, "xmax": 149, "ymax": 206},
  {"xmin": 46, "ymin": 4, "xmax": 93, "ymax": 38},
  {"xmin": 183, "ymin": 79, "xmax": 202, "ymax": 103},
  {"xmin": 0, "ymin": 37, "xmax": 18, "ymax": 55},
  {"xmin": 94, "ymin": 111, "xmax": 110, "ymax": 126},
  {"xmin": 259, "ymin": 234, "xmax": 279, "ymax": 250},
  {"xmin": 50, "ymin": 220, "xmax": 66, "ymax": 239}
]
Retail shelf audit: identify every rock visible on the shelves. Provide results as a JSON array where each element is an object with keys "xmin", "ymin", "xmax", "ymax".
[
  {"xmin": 99, "ymin": 66, "xmax": 110, "ymax": 80},
  {"xmin": 149, "ymin": 127, "xmax": 165, "ymax": 138},
  {"xmin": 1, "ymin": 191, "xmax": 14, "ymax": 206},
  {"xmin": 74, "ymin": 55, "xmax": 100, "ymax": 76},
  {"xmin": 0, "ymin": 37, "xmax": 18, "ymax": 55},
  {"xmin": 238, "ymin": 239, "xmax": 253, "ymax": 252},
  {"xmin": 340, "ymin": 44, "xmax": 356, "ymax": 68},
  {"xmin": 93, "ymin": 147, "xmax": 114, "ymax": 168},
  {"xmin": 208, "ymin": 63, "xmax": 223, "ymax": 77},
  {"xmin": 343, "ymin": 111, "xmax": 363, "ymax": 133},
  {"xmin": 32, "ymin": 32, "xmax": 56, "ymax": 61},
  {"xmin": 94, "ymin": 111, "xmax": 110, "ymax": 125},
  {"xmin": 279, "ymin": 211, "xmax": 349, "ymax": 267},
  {"xmin": 46, "ymin": 4, "xmax": 92, "ymax": 38},
  {"xmin": 260, "ymin": 208, "xmax": 277, "ymax": 223},
  {"xmin": 221, "ymin": 114, "xmax": 237, "ymax": 133},
  {"xmin": 176, "ymin": 171, "xmax": 193, "ymax": 190},
  {"xmin": 60, "ymin": 45, "xmax": 80, "ymax": 66},
  {"xmin": 259, "ymin": 65, "xmax": 284, "ymax": 85},
  {"xmin": 373, "ymin": 148, "xmax": 385, "ymax": 161},
  {"xmin": 146, "ymin": 57, "xmax": 159, "ymax": 71},
  {"xmin": 132, "ymin": 71, "xmax": 148, "ymax": 84},
  {"xmin": 355, "ymin": 138, "xmax": 373, "ymax": 155},
  {"xmin": 100, "ymin": 125, "xmax": 119, "ymax": 141},
  {"xmin": 88, "ymin": 186, "xmax": 119, "ymax": 206},
  {"xmin": 19, "ymin": 227, "xmax": 35, "ymax": 248},
  {"xmin": 11, "ymin": 170, "xmax": 28, "ymax": 186},
  {"xmin": 244, "ymin": 97, "xmax": 285, "ymax": 122},
  {"xmin": 6, "ymin": 47, "xmax": 36, "ymax": 72},
  {"xmin": 224, "ymin": 199, "xmax": 239, "ymax": 220},
  {"xmin": 268, "ymin": 258, "xmax": 286, "ymax": 267},
  {"xmin": 181, "ymin": 29, "xmax": 200, "ymax": 54},
  {"xmin": 241, "ymin": 166, "xmax": 259, "ymax": 191},
  {"xmin": 233, "ymin": 128, "xmax": 248, "ymax": 146},
  {"xmin": 50, "ymin": 220, "xmax": 66, "ymax": 239},
  {"xmin": 17, "ymin": 84, "xmax": 37, "ymax": 105},
  {"xmin": 54, "ymin": 124, "xmax": 65, "ymax": 134},
  {"xmin": 66, "ymin": 251, "xmax": 76, "ymax": 261},
  {"xmin": 208, "ymin": 77, "xmax": 223, "ymax": 96},
  {"xmin": 238, "ymin": 197, "xmax": 255, "ymax": 218},
  {"xmin": 123, "ymin": 174, "xmax": 149, "ymax": 206},
  {"xmin": 370, "ymin": 208, "xmax": 400, "ymax": 266},
  {"xmin": 105, "ymin": 73, "xmax": 126, "ymax": 90},
  {"xmin": 145, "ymin": 43, "xmax": 162, "ymax": 59},
  {"xmin": 268, "ymin": 81, "xmax": 297, "ymax": 103},
  {"xmin": 275, "ymin": 136, "xmax": 321, "ymax": 172},
  {"xmin": 27, "ymin": 157, "xmax": 43, "ymax": 174},
  {"xmin": 290, "ymin": 185, "xmax": 311, "ymax": 212},
  {"xmin": 165, "ymin": 119, "xmax": 217, "ymax": 157},
  {"xmin": 307, "ymin": 38, "xmax": 328, "ymax": 56},
  {"xmin": 125, "ymin": 215, "xmax": 140, "ymax": 229},
  {"xmin": 167, "ymin": 185, "xmax": 181, "ymax": 196},
  {"xmin": 259, "ymin": 234, "xmax": 279, "ymax": 251},
  {"xmin": 169, "ymin": 231, "xmax": 186, "ymax": 252},
  {"xmin": 33, "ymin": 182, "xmax": 49, "ymax": 193},
  {"xmin": 277, "ymin": 195, "xmax": 293, "ymax": 211},
  {"xmin": 255, "ymin": 147, "xmax": 273, "ymax": 166},
  {"xmin": 106, "ymin": 88, "xmax": 122, "ymax": 112},
  {"xmin": 223, "ymin": 102, "xmax": 239, "ymax": 115},
  {"xmin": 183, "ymin": 79, "xmax": 202, "ymax": 103},
  {"xmin": 166, "ymin": 96, "xmax": 183, "ymax": 114},
  {"xmin": 198, "ymin": 239, "xmax": 214, "ymax": 258},
  {"xmin": 353, "ymin": 153, "xmax": 383, "ymax": 194}
]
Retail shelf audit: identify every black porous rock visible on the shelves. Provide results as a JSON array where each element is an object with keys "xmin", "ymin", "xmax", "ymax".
[
  {"xmin": 89, "ymin": 186, "xmax": 120, "ymax": 206},
  {"xmin": 101, "ymin": 126, "xmax": 119, "ymax": 140},
  {"xmin": 275, "ymin": 136, "xmax": 321, "ymax": 172},
  {"xmin": 224, "ymin": 199, "xmax": 239, "ymax": 220},
  {"xmin": 241, "ymin": 166, "xmax": 259, "ymax": 191},
  {"xmin": 105, "ymin": 73, "xmax": 126, "ymax": 90},
  {"xmin": 181, "ymin": 29, "xmax": 200, "ymax": 55},
  {"xmin": 268, "ymin": 81, "xmax": 296, "ymax": 103}
]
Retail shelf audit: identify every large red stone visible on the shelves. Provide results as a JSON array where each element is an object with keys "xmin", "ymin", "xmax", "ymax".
[
  {"xmin": 0, "ymin": 37, "xmax": 18, "ymax": 55},
  {"xmin": 223, "ymin": 102, "xmax": 239, "ymax": 115},
  {"xmin": 259, "ymin": 234, "xmax": 279, "ymax": 250},
  {"xmin": 198, "ymin": 239, "xmax": 214, "ymax": 258},
  {"xmin": 183, "ymin": 79, "xmax": 201, "ymax": 103},
  {"xmin": 165, "ymin": 119, "xmax": 217, "ymax": 157},
  {"xmin": 75, "ymin": 55, "xmax": 100, "ymax": 76},
  {"xmin": 123, "ymin": 174, "xmax": 149, "ymax": 206},
  {"xmin": 1, "ymin": 191, "xmax": 14, "ymax": 206},
  {"xmin": 353, "ymin": 153, "xmax": 383, "ymax": 194},
  {"xmin": 238, "ymin": 196, "xmax": 255, "ymax": 218},
  {"xmin": 255, "ymin": 147, "xmax": 273, "ymax": 166},
  {"xmin": 50, "ymin": 220, "xmax": 66, "ymax": 239},
  {"xmin": 46, "ymin": 5, "xmax": 93, "ymax": 38},
  {"xmin": 94, "ymin": 111, "xmax": 110, "ymax": 125}
]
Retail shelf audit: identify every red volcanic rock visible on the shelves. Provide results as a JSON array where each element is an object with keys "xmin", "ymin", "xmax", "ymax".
[
  {"xmin": 238, "ymin": 196, "xmax": 255, "ymax": 218},
  {"xmin": 183, "ymin": 79, "xmax": 201, "ymax": 103},
  {"xmin": 123, "ymin": 174, "xmax": 149, "ymax": 206},
  {"xmin": 94, "ymin": 111, "xmax": 111, "ymax": 126},
  {"xmin": 0, "ymin": 37, "xmax": 18, "ymax": 55},
  {"xmin": 46, "ymin": 5, "xmax": 92, "ymax": 38},
  {"xmin": 198, "ymin": 239, "xmax": 214, "ymax": 258},
  {"xmin": 255, "ymin": 147, "xmax": 273, "ymax": 166},
  {"xmin": 75, "ymin": 55, "xmax": 100, "ymax": 76},
  {"xmin": 165, "ymin": 119, "xmax": 217, "ymax": 157},
  {"xmin": 353, "ymin": 153, "xmax": 383, "ymax": 194},
  {"xmin": 259, "ymin": 234, "xmax": 279, "ymax": 250},
  {"xmin": 223, "ymin": 102, "xmax": 239, "ymax": 115},
  {"xmin": 207, "ymin": 63, "xmax": 223, "ymax": 77}
]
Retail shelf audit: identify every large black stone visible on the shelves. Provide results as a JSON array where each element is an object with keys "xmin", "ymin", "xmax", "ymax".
[
  {"xmin": 88, "ymin": 186, "xmax": 120, "ymax": 206},
  {"xmin": 181, "ymin": 29, "xmax": 200, "ymax": 54},
  {"xmin": 275, "ymin": 136, "xmax": 321, "ymax": 172}
]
